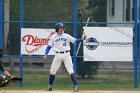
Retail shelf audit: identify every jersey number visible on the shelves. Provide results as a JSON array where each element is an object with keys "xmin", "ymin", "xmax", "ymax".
[{"xmin": 63, "ymin": 42, "xmax": 66, "ymax": 46}]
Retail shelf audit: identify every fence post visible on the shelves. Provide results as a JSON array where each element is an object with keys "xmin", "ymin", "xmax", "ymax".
[
  {"xmin": 134, "ymin": 0, "xmax": 138, "ymax": 88},
  {"xmin": 20, "ymin": 0, "xmax": 24, "ymax": 87},
  {"xmin": 0, "ymin": 0, "xmax": 3, "ymax": 48},
  {"xmin": 73, "ymin": 0, "xmax": 77, "ymax": 73},
  {"xmin": 139, "ymin": 0, "xmax": 140, "ymax": 79},
  {"xmin": 4, "ymin": 0, "xmax": 10, "ymax": 53}
]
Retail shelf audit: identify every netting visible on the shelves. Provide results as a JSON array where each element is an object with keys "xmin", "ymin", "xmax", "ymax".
[{"xmin": 0, "ymin": 0, "xmax": 139, "ymax": 89}]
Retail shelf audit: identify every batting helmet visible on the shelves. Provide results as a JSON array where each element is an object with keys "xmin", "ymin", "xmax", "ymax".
[{"xmin": 55, "ymin": 22, "xmax": 64, "ymax": 32}]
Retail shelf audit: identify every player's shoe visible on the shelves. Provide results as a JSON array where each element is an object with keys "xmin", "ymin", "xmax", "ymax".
[
  {"xmin": 48, "ymin": 85, "xmax": 52, "ymax": 91},
  {"xmin": 73, "ymin": 85, "xmax": 79, "ymax": 92}
]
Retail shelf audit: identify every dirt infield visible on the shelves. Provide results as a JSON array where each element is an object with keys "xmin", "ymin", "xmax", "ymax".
[{"xmin": 0, "ymin": 90, "xmax": 140, "ymax": 93}]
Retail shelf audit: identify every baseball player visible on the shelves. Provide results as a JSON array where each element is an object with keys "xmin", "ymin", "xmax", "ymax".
[
  {"xmin": 42, "ymin": 22, "xmax": 86, "ymax": 92},
  {"xmin": 0, "ymin": 49, "xmax": 22, "ymax": 87}
]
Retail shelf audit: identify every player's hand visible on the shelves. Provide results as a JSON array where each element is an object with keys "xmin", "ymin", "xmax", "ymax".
[
  {"xmin": 42, "ymin": 55, "xmax": 47, "ymax": 61},
  {"xmin": 82, "ymin": 35, "xmax": 87, "ymax": 40}
]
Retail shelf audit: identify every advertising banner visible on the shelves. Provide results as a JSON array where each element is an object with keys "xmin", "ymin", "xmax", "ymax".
[
  {"xmin": 21, "ymin": 28, "xmax": 55, "ymax": 55},
  {"xmin": 83, "ymin": 27, "xmax": 133, "ymax": 61}
]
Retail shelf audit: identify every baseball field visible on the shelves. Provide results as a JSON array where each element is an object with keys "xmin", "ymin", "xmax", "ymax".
[
  {"xmin": 0, "ymin": 70, "xmax": 140, "ymax": 93},
  {"xmin": 0, "ymin": 90, "xmax": 140, "ymax": 93},
  {"xmin": 1, "ymin": 0, "xmax": 140, "ymax": 93}
]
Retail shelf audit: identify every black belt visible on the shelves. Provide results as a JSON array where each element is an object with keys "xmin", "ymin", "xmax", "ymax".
[{"xmin": 56, "ymin": 51, "xmax": 70, "ymax": 54}]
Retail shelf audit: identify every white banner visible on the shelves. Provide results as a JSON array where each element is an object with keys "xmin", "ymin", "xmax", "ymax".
[
  {"xmin": 21, "ymin": 28, "xmax": 55, "ymax": 55},
  {"xmin": 83, "ymin": 27, "xmax": 133, "ymax": 61}
]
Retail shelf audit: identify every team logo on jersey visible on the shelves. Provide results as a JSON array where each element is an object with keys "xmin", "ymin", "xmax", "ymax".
[{"xmin": 84, "ymin": 37, "xmax": 99, "ymax": 50}]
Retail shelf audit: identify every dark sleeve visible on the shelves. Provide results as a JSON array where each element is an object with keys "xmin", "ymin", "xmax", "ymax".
[
  {"xmin": 0, "ymin": 49, "xmax": 2, "ymax": 58},
  {"xmin": 0, "ymin": 60, "xmax": 5, "ymax": 72},
  {"xmin": 75, "ymin": 38, "xmax": 83, "ymax": 44}
]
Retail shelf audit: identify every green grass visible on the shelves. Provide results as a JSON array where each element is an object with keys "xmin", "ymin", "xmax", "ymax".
[{"xmin": 1, "ymin": 70, "xmax": 140, "ymax": 90}]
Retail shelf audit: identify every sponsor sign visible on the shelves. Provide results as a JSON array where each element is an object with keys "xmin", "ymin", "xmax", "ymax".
[
  {"xmin": 21, "ymin": 28, "xmax": 55, "ymax": 55},
  {"xmin": 83, "ymin": 27, "xmax": 133, "ymax": 61}
]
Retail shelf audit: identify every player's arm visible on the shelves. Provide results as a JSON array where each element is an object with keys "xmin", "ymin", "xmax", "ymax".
[
  {"xmin": 0, "ymin": 60, "xmax": 5, "ymax": 73},
  {"xmin": 75, "ymin": 38, "xmax": 84, "ymax": 44},
  {"xmin": 76, "ymin": 34, "xmax": 87, "ymax": 43},
  {"xmin": 43, "ymin": 36, "xmax": 54, "ymax": 61},
  {"xmin": 45, "ymin": 45, "xmax": 52, "ymax": 55},
  {"xmin": 67, "ymin": 34, "xmax": 87, "ymax": 44},
  {"xmin": 42, "ymin": 45, "xmax": 52, "ymax": 61},
  {"xmin": 0, "ymin": 49, "xmax": 12, "ymax": 78},
  {"xmin": 0, "ymin": 60, "xmax": 12, "ymax": 77}
]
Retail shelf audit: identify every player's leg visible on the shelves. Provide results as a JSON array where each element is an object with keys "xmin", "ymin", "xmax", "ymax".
[
  {"xmin": 0, "ymin": 74, "xmax": 5, "ymax": 86},
  {"xmin": 63, "ymin": 53, "xmax": 78, "ymax": 92},
  {"xmin": 0, "ymin": 74, "xmax": 11, "ymax": 87},
  {"xmin": 48, "ymin": 55, "xmax": 62, "ymax": 91}
]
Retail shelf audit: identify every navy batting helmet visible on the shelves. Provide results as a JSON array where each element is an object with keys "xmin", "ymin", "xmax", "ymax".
[
  {"xmin": 55, "ymin": 22, "xmax": 64, "ymax": 32},
  {"xmin": 55, "ymin": 22, "xmax": 64, "ymax": 29}
]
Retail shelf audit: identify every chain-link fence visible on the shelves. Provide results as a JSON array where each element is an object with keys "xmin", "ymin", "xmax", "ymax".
[{"xmin": 0, "ymin": 0, "xmax": 140, "ymax": 89}]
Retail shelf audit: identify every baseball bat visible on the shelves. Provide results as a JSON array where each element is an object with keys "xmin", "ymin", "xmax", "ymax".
[
  {"xmin": 76, "ymin": 0, "xmax": 96, "ymax": 56},
  {"xmin": 78, "ymin": 8, "xmax": 84, "ymax": 28},
  {"xmin": 76, "ymin": 8, "xmax": 85, "ymax": 56}
]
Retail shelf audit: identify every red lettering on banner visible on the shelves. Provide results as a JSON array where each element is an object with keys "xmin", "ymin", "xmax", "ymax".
[
  {"xmin": 22, "ymin": 35, "xmax": 48, "ymax": 46},
  {"xmin": 22, "ymin": 32, "xmax": 55, "ymax": 54}
]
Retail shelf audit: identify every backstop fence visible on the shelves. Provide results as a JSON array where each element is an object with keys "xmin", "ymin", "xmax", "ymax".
[{"xmin": 0, "ymin": 0, "xmax": 140, "ymax": 89}]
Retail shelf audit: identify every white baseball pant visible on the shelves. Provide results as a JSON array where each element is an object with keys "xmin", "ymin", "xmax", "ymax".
[{"xmin": 50, "ymin": 52, "xmax": 74, "ymax": 75}]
